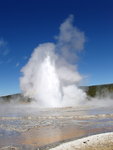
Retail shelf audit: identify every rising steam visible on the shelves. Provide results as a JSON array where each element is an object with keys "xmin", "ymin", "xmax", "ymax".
[{"xmin": 20, "ymin": 15, "xmax": 87, "ymax": 107}]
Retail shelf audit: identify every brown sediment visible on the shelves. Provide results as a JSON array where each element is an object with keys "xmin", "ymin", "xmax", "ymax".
[
  {"xmin": 16, "ymin": 124, "xmax": 113, "ymax": 147},
  {"xmin": 20, "ymin": 125, "xmax": 86, "ymax": 146},
  {"xmin": 1, "ymin": 118, "xmax": 113, "ymax": 148}
]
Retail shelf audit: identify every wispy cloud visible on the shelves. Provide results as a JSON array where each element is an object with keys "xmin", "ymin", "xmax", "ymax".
[
  {"xmin": 3, "ymin": 49, "xmax": 10, "ymax": 56},
  {"xmin": 0, "ymin": 39, "xmax": 12, "ymax": 65},
  {"xmin": 23, "ymin": 56, "xmax": 28, "ymax": 60},
  {"xmin": 16, "ymin": 62, "xmax": 20, "ymax": 67},
  {"xmin": 0, "ymin": 39, "xmax": 10, "ymax": 56},
  {"xmin": 0, "ymin": 39, "xmax": 7, "ymax": 47},
  {"xmin": 6, "ymin": 58, "xmax": 12, "ymax": 64}
]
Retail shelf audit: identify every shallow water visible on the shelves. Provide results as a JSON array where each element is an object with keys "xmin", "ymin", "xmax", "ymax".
[{"xmin": 0, "ymin": 104, "xmax": 113, "ymax": 149}]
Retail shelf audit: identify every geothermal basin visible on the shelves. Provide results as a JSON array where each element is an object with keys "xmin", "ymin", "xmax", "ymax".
[{"xmin": 0, "ymin": 104, "xmax": 113, "ymax": 149}]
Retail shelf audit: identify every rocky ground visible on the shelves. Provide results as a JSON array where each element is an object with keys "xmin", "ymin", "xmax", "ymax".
[{"xmin": 50, "ymin": 132, "xmax": 113, "ymax": 150}]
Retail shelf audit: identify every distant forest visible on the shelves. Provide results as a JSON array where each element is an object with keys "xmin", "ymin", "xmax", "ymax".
[
  {"xmin": 86, "ymin": 83, "xmax": 113, "ymax": 98},
  {"xmin": 0, "ymin": 83, "xmax": 113, "ymax": 103}
]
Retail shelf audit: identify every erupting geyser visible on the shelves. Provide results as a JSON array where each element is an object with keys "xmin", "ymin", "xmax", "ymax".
[
  {"xmin": 20, "ymin": 15, "xmax": 87, "ymax": 107},
  {"xmin": 33, "ymin": 49, "xmax": 62, "ymax": 107}
]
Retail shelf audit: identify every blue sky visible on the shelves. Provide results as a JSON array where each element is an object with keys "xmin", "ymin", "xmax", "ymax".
[{"xmin": 0, "ymin": 0, "xmax": 113, "ymax": 95}]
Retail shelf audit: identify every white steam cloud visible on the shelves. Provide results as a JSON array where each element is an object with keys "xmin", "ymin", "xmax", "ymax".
[{"xmin": 20, "ymin": 15, "xmax": 87, "ymax": 107}]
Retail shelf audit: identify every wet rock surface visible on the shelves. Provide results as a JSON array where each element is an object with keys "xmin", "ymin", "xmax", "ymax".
[{"xmin": 0, "ymin": 105, "xmax": 113, "ymax": 149}]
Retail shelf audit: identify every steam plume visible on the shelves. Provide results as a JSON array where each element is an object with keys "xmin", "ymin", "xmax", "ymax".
[{"xmin": 20, "ymin": 15, "xmax": 87, "ymax": 107}]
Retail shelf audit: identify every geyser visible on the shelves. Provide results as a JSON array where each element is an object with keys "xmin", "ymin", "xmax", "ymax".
[
  {"xmin": 33, "ymin": 48, "xmax": 62, "ymax": 107},
  {"xmin": 20, "ymin": 15, "xmax": 87, "ymax": 107}
]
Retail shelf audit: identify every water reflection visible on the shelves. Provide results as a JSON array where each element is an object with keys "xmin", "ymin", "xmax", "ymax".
[{"xmin": 0, "ymin": 105, "xmax": 113, "ymax": 149}]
